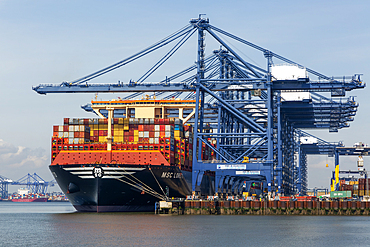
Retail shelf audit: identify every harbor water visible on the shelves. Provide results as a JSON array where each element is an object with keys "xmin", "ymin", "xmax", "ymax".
[{"xmin": 1, "ymin": 201, "xmax": 370, "ymax": 246}]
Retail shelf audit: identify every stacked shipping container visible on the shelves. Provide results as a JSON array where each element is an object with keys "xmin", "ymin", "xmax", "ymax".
[
  {"xmin": 51, "ymin": 118, "xmax": 218, "ymax": 170},
  {"xmin": 339, "ymin": 179, "xmax": 370, "ymax": 197}
]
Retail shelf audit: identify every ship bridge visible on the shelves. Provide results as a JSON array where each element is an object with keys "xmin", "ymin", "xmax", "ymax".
[{"xmin": 90, "ymin": 98, "xmax": 196, "ymax": 123}]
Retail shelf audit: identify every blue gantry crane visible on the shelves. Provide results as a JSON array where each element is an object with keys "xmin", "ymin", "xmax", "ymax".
[
  {"xmin": 0, "ymin": 175, "xmax": 12, "ymax": 199},
  {"xmin": 0, "ymin": 173, "xmax": 56, "ymax": 198},
  {"xmin": 11, "ymin": 173, "xmax": 56, "ymax": 194},
  {"xmin": 33, "ymin": 15, "xmax": 364, "ymax": 197}
]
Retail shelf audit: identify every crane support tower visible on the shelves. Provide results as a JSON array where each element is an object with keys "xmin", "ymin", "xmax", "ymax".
[{"xmin": 33, "ymin": 16, "xmax": 365, "ymax": 197}]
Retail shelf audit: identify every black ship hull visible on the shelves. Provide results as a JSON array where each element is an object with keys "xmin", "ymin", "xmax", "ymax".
[{"xmin": 50, "ymin": 164, "xmax": 192, "ymax": 212}]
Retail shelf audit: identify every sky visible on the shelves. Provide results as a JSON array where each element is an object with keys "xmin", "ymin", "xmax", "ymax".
[{"xmin": 0, "ymin": 0, "xmax": 369, "ymax": 192}]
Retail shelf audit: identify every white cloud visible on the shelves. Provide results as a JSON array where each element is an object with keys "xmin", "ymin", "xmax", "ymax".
[{"xmin": 0, "ymin": 139, "xmax": 50, "ymax": 180}]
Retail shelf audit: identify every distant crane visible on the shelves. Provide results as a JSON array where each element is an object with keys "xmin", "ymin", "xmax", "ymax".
[
  {"xmin": 0, "ymin": 175, "xmax": 12, "ymax": 199},
  {"xmin": 0, "ymin": 173, "xmax": 57, "ymax": 198}
]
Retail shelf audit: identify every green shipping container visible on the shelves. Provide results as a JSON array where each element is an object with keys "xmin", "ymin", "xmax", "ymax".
[{"xmin": 330, "ymin": 191, "xmax": 352, "ymax": 198}]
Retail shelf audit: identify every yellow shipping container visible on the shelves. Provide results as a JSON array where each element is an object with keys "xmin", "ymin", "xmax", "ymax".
[
  {"xmin": 134, "ymin": 130, "xmax": 139, "ymax": 136},
  {"xmin": 119, "ymin": 118, "xmax": 124, "ymax": 124},
  {"xmin": 174, "ymin": 130, "xmax": 180, "ymax": 138},
  {"xmin": 99, "ymin": 124, "xmax": 108, "ymax": 130},
  {"xmin": 114, "ymin": 136, "xmax": 123, "ymax": 143},
  {"xmin": 115, "ymin": 130, "xmax": 124, "ymax": 136},
  {"xmin": 134, "ymin": 136, "xmax": 139, "ymax": 142},
  {"xmin": 99, "ymin": 136, "xmax": 107, "ymax": 143},
  {"xmin": 115, "ymin": 125, "xmax": 123, "ymax": 131}
]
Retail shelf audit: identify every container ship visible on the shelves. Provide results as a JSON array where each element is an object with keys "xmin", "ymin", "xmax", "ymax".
[
  {"xmin": 11, "ymin": 188, "xmax": 48, "ymax": 202},
  {"xmin": 11, "ymin": 197, "xmax": 48, "ymax": 202},
  {"xmin": 50, "ymin": 98, "xmax": 215, "ymax": 212}
]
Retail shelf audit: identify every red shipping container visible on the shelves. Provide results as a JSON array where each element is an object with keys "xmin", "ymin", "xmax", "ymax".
[
  {"xmin": 64, "ymin": 118, "xmax": 69, "ymax": 124},
  {"xmin": 113, "ymin": 118, "xmax": 119, "ymax": 124},
  {"xmin": 154, "ymin": 119, "xmax": 160, "ymax": 124},
  {"xmin": 159, "ymin": 119, "xmax": 164, "ymax": 124},
  {"xmin": 74, "ymin": 132, "xmax": 80, "ymax": 138},
  {"xmin": 144, "ymin": 125, "xmax": 150, "ymax": 131},
  {"xmin": 138, "ymin": 125, "xmax": 144, "ymax": 131},
  {"xmin": 99, "ymin": 130, "xmax": 104, "ymax": 136},
  {"xmin": 63, "ymin": 125, "xmax": 69, "ymax": 132},
  {"xmin": 53, "ymin": 126, "xmax": 58, "ymax": 132},
  {"xmin": 129, "ymin": 136, "xmax": 134, "ymax": 142},
  {"xmin": 164, "ymin": 119, "xmax": 170, "ymax": 124},
  {"xmin": 160, "ymin": 125, "xmax": 165, "ymax": 131},
  {"xmin": 149, "ymin": 132, "xmax": 155, "ymax": 138}
]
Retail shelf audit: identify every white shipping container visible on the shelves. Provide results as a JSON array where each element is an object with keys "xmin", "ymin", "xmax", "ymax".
[
  {"xmin": 69, "ymin": 132, "xmax": 74, "ymax": 138},
  {"xmin": 155, "ymin": 125, "xmax": 160, "ymax": 131},
  {"xmin": 155, "ymin": 132, "xmax": 160, "ymax": 138},
  {"xmin": 58, "ymin": 126, "xmax": 64, "ymax": 132},
  {"xmin": 69, "ymin": 126, "xmax": 74, "ymax": 132},
  {"xmin": 58, "ymin": 132, "xmax": 63, "ymax": 137},
  {"xmin": 154, "ymin": 138, "xmax": 159, "ymax": 144},
  {"xmin": 165, "ymin": 125, "xmax": 171, "ymax": 131},
  {"xmin": 281, "ymin": 92, "xmax": 311, "ymax": 101},
  {"xmin": 149, "ymin": 138, "xmax": 154, "ymax": 144},
  {"xmin": 300, "ymin": 137, "xmax": 317, "ymax": 144},
  {"xmin": 144, "ymin": 131, "xmax": 149, "ymax": 138},
  {"xmin": 79, "ymin": 125, "xmax": 85, "ymax": 131},
  {"xmin": 165, "ymin": 132, "xmax": 171, "ymax": 137},
  {"xmin": 271, "ymin": 64, "xmax": 308, "ymax": 81},
  {"xmin": 74, "ymin": 126, "xmax": 79, "ymax": 132},
  {"xmin": 139, "ymin": 132, "xmax": 144, "ymax": 137},
  {"xmin": 63, "ymin": 132, "xmax": 69, "ymax": 138},
  {"xmin": 159, "ymin": 201, "xmax": 172, "ymax": 209}
]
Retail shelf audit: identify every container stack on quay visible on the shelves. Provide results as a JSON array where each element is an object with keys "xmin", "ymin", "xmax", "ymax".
[
  {"xmin": 52, "ymin": 118, "xmax": 216, "ymax": 169},
  {"xmin": 338, "ymin": 179, "xmax": 370, "ymax": 197}
]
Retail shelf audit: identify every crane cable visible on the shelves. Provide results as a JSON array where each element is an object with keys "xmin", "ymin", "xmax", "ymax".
[
  {"xmin": 148, "ymin": 166, "xmax": 167, "ymax": 199},
  {"xmin": 108, "ymin": 167, "xmax": 166, "ymax": 200}
]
